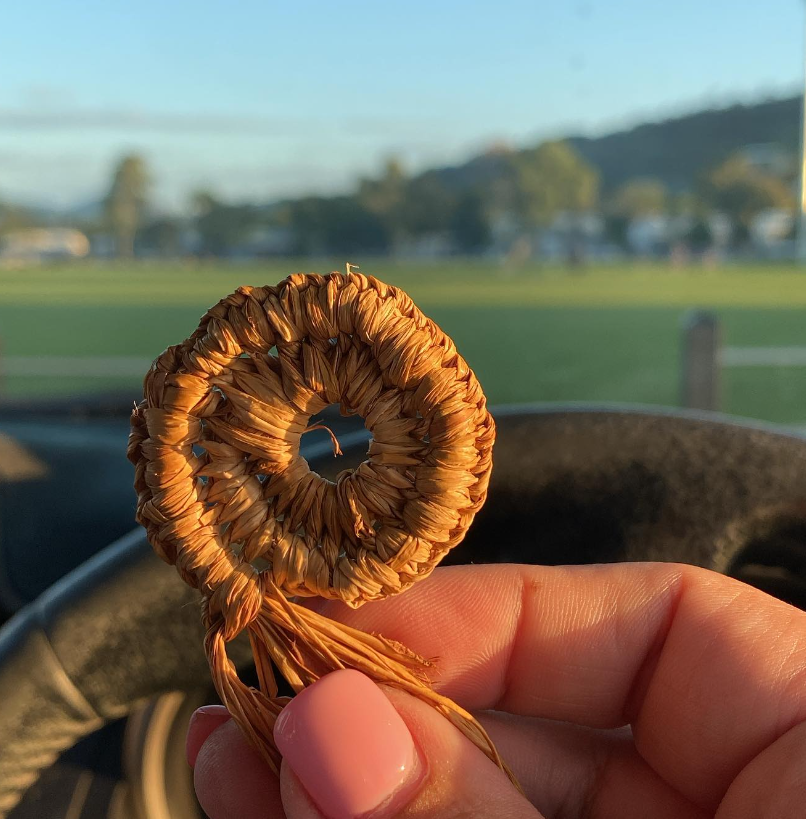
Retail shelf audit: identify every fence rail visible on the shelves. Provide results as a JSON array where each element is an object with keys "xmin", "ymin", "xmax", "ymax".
[
  {"xmin": 681, "ymin": 310, "xmax": 806, "ymax": 412},
  {"xmin": 720, "ymin": 347, "xmax": 806, "ymax": 367}
]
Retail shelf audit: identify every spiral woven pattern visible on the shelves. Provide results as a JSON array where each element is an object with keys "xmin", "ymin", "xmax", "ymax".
[
  {"xmin": 127, "ymin": 269, "xmax": 512, "ymax": 784},
  {"xmin": 129, "ymin": 269, "xmax": 494, "ymax": 634}
]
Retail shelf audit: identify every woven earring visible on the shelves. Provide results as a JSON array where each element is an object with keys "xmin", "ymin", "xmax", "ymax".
[{"xmin": 128, "ymin": 267, "xmax": 517, "ymax": 788}]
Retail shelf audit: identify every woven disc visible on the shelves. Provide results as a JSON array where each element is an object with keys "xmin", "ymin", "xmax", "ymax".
[{"xmin": 129, "ymin": 270, "xmax": 494, "ymax": 636}]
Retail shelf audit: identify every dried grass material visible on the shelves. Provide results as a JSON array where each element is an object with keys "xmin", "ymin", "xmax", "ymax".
[{"xmin": 128, "ymin": 268, "xmax": 516, "ymax": 786}]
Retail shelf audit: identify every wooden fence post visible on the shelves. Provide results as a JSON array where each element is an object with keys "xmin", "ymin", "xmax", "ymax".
[{"xmin": 680, "ymin": 310, "xmax": 720, "ymax": 412}]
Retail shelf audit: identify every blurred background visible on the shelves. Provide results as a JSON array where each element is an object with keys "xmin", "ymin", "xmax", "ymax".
[
  {"xmin": 3, "ymin": 0, "xmax": 806, "ymax": 422},
  {"xmin": 6, "ymin": 4, "xmax": 806, "ymax": 817}
]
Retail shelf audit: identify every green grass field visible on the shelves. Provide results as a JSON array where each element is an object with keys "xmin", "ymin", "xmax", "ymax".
[{"xmin": 3, "ymin": 259, "xmax": 806, "ymax": 423}]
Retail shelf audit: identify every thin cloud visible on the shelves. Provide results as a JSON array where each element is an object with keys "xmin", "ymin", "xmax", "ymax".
[
  {"xmin": 0, "ymin": 108, "xmax": 311, "ymax": 136},
  {"xmin": 0, "ymin": 108, "xmax": 452, "ymax": 139}
]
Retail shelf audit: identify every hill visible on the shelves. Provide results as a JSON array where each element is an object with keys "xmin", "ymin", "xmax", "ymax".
[
  {"xmin": 427, "ymin": 95, "xmax": 801, "ymax": 195},
  {"xmin": 568, "ymin": 96, "xmax": 800, "ymax": 192}
]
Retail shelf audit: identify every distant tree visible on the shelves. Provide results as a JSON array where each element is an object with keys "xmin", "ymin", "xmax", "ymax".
[
  {"xmin": 357, "ymin": 157, "xmax": 407, "ymax": 248},
  {"xmin": 602, "ymin": 177, "xmax": 668, "ymax": 250},
  {"xmin": 608, "ymin": 177, "xmax": 667, "ymax": 219},
  {"xmin": 399, "ymin": 172, "xmax": 457, "ymax": 236},
  {"xmin": 732, "ymin": 221, "xmax": 751, "ymax": 246},
  {"xmin": 192, "ymin": 191, "xmax": 255, "ymax": 256},
  {"xmin": 686, "ymin": 218, "xmax": 713, "ymax": 252},
  {"xmin": 289, "ymin": 196, "xmax": 389, "ymax": 255},
  {"xmin": 104, "ymin": 154, "xmax": 149, "ymax": 257},
  {"xmin": 450, "ymin": 192, "xmax": 490, "ymax": 253},
  {"xmin": 702, "ymin": 154, "xmax": 795, "ymax": 238},
  {"xmin": 505, "ymin": 140, "xmax": 599, "ymax": 228},
  {"xmin": 667, "ymin": 190, "xmax": 703, "ymax": 218},
  {"xmin": 139, "ymin": 216, "xmax": 182, "ymax": 257},
  {"xmin": 602, "ymin": 214, "xmax": 630, "ymax": 249}
]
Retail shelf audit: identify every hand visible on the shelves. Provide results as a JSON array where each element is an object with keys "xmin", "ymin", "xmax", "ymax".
[{"xmin": 187, "ymin": 563, "xmax": 806, "ymax": 818}]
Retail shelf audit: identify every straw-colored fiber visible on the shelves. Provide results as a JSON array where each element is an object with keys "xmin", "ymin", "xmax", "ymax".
[{"xmin": 128, "ymin": 267, "xmax": 516, "ymax": 786}]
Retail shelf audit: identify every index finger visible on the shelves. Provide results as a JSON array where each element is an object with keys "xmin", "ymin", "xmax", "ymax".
[{"xmin": 316, "ymin": 562, "xmax": 806, "ymax": 810}]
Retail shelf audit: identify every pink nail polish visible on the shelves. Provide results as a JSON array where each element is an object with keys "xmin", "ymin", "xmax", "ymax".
[
  {"xmin": 186, "ymin": 704, "xmax": 231, "ymax": 767},
  {"xmin": 274, "ymin": 669, "xmax": 422, "ymax": 819}
]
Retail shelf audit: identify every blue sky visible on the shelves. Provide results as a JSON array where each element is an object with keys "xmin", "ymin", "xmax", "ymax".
[{"xmin": 1, "ymin": 0, "xmax": 803, "ymax": 210}]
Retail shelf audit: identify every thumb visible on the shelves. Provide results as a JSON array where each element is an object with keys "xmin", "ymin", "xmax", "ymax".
[{"xmin": 274, "ymin": 669, "xmax": 541, "ymax": 819}]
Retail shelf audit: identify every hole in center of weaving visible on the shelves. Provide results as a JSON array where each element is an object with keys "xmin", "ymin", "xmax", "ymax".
[{"xmin": 301, "ymin": 421, "xmax": 343, "ymax": 457}]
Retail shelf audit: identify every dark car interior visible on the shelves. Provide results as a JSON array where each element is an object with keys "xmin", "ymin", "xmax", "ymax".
[{"xmin": 2, "ymin": 397, "xmax": 806, "ymax": 818}]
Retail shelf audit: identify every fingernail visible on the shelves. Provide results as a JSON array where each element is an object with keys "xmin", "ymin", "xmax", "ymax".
[
  {"xmin": 274, "ymin": 669, "xmax": 423, "ymax": 819},
  {"xmin": 186, "ymin": 704, "xmax": 231, "ymax": 767}
]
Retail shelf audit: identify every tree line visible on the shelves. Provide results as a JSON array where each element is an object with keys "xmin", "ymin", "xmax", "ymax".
[
  {"xmin": 2, "ymin": 133, "xmax": 797, "ymax": 258},
  {"xmin": 96, "ymin": 141, "xmax": 601, "ymax": 258}
]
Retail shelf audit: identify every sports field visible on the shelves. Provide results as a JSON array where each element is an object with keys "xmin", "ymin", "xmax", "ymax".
[{"xmin": 2, "ymin": 259, "xmax": 806, "ymax": 424}]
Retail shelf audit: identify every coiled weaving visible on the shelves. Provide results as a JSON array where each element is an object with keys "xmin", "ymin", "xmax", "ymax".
[{"xmin": 128, "ymin": 267, "xmax": 515, "ymax": 784}]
